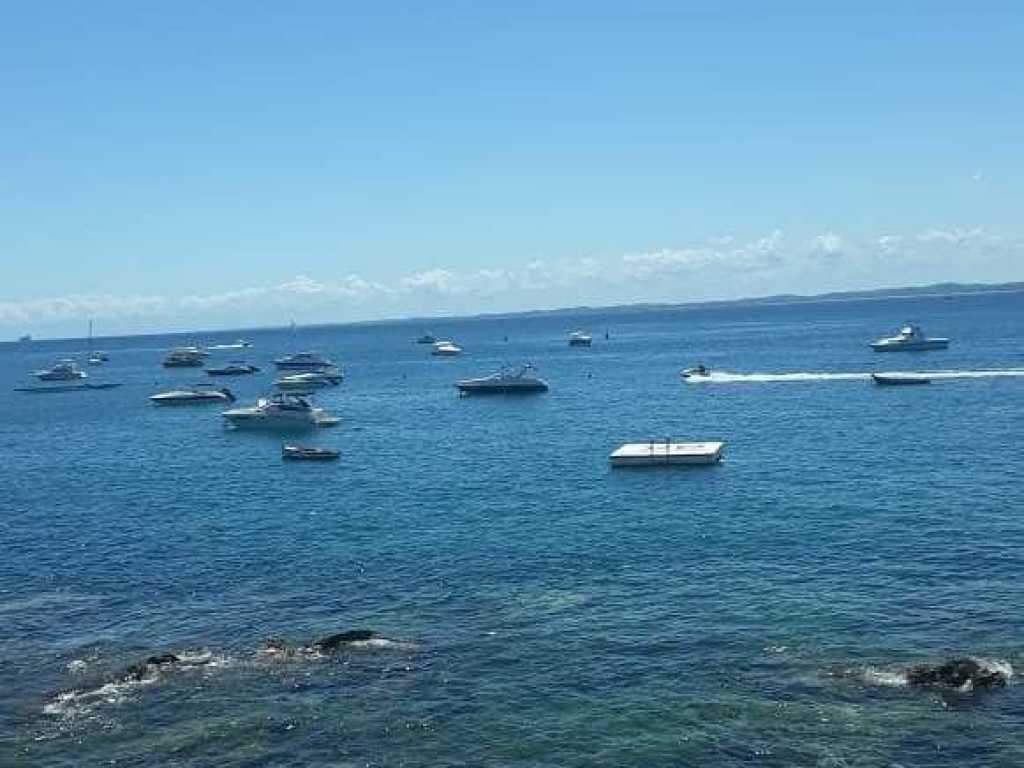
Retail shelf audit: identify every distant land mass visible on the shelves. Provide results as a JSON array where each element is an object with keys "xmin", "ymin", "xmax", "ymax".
[
  {"xmin": 8, "ymin": 281, "xmax": 1024, "ymax": 342},
  {"xmin": 394, "ymin": 280, "xmax": 1024, "ymax": 326}
]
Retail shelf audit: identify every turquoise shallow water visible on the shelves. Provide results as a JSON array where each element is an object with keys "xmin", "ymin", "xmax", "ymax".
[{"xmin": 1, "ymin": 291, "xmax": 1023, "ymax": 766}]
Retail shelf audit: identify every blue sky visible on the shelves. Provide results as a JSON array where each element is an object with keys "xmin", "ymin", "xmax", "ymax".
[{"xmin": 2, "ymin": 2, "xmax": 1022, "ymax": 336}]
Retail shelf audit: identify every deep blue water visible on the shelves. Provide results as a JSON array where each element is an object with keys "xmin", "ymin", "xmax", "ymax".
[{"xmin": 2, "ymin": 291, "xmax": 1023, "ymax": 767}]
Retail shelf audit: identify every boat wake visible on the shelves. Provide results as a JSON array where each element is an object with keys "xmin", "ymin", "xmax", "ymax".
[{"xmin": 687, "ymin": 368, "xmax": 1024, "ymax": 384}]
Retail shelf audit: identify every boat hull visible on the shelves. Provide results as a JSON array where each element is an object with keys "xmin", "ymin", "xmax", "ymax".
[
  {"xmin": 456, "ymin": 383, "xmax": 548, "ymax": 394},
  {"xmin": 610, "ymin": 441, "xmax": 725, "ymax": 467},
  {"xmin": 870, "ymin": 340, "xmax": 949, "ymax": 351},
  {"xmin": 871, "ymin": 374, "xmax": 931, "ymax": 386}
]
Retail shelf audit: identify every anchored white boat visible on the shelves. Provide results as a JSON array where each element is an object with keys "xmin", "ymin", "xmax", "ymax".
[
  {"xmin": 222, "ymin": 393, "xmax": 334, "ymax": 430},
  {"xmin": 456, "ymin": 364, "xmax": 549, "ymax": 394},
  {"xmin": 870, "ymin": 324, "xmax": 949, "ymax": 352},
  {"xmin": 431, "ymin": 340, "xmax": 462, "ymax": 356},
  {"xmin": 150, "ymin": 386, "xmax": 236, "ymax": 405},
  {"xmin": 163, "ymin": 346, "xmax": 208, "ymax": 367},
  {"xmin": 568, "ymin": 330, "xmax": 592, "ymax": 347},
  {"xmin": 610, "ymin": 440, "xmax": 725, "ymax": 467},
  {"xmin": 282, "ymin": 444, "xmax": 340, "ymax": 461},
  {"xmin": 34, "ymin": 359, "xmax": 87, "ymax": 381},
  {"xmin": 210, "ymin": 339, "xmax": 253, "ymax": 350},
  {"xmin": 275, "ymin": 370, "xmax": 343, "ymax": 390},
  {"xmin": 273, "ymin": 351, "xmax": 336, "ymax": 370}
]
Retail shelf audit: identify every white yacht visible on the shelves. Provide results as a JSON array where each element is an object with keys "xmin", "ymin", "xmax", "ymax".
[
  {"xmin": 568, "ymin": 330, "xmax": 592, "ymax": 347},
  {"xmin": 222, "ymin": 393, "xmax": 333, "ymax": 430},
  {"xmin": 34, "ymin": 359, "xmax": 87, "ymax": 381},
  {"xmin": 275, "ymin": 370, "xmax": 344, "ymax": 390},
  {"xmin": 162, "ymin": 346, "xmax": 208, "ymax": 367},
  {"xmin": 150, "ymin": 386, "xmax": 236, "ymax": 405},
  {"xmin": 431, "ymin": 340, "xmax": 462, "ymax": 356},
  {"xmin": 273, "ymin": 351, "xmax": 336, "ymax": 370},
  {"xmin": 870, "ymin": 324, "xmax": 949, "ymax": 351},
  {"xmin": 456, "ymin": 364, "xmax": 549, "ymax": 394}
]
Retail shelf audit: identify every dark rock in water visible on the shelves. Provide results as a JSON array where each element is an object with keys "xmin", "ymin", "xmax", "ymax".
[
  {"xmin": 313, "ymin": 630, "xmax": 376, "ymax": 651},
  {"xmin": 907, "ymin": 658, "xmax": 1007, "ymax": 689},
  {"xmin": 119, "ymin": 653, "xmax": 180, "ymax": 682}
]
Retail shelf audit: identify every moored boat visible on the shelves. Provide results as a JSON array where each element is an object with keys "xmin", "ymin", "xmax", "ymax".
[
  {"xmin": 34, "ymin": 359, "xmax": 87, "ymax": 381},
  {"xmin": 223, "ymin": 393, "xmax": 334, "ymax": 430},
  {"xmin": 431, "ymin": 340, "xmax": 462, "ymax": 356},
  {"xmin": 568, "ymin": 330, "xmax": 592, "ymax": 347},
  {"xmin": 870, "ymin": 324, "xmax": 949, "ymax": 352},
  {"xmin": 273, "ymin": 351, "xmax": 336, "ymax": 370},
  {"xmin": 150, "ymin": 386, "xmax": 236, "ymax": 404},
  {"xmin": 456, "ymin": 364, "xmax": 548, "ymax": 394},
  {"xmin": 282, "ymin": 444, "xmax": 340, "ymax": 461},
  {"xmin": 206, "ymin": 362, "xmax": 261, "ymax": 376},
  {"xmin": 163, "ymin": 347, "xmax": 208, "ymax": 367}
]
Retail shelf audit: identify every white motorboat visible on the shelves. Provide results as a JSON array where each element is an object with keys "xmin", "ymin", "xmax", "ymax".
[
  {"xmin": 870, "ymin": 324, "xmax": 949, "ymax": 352},
  {"xmin": 34, "ymin": 359, "xmax": 87, "ymax": 381},
  {"xmin": 86, "ymin": 321, "xmax": 107, "ymax": 364},
  {"xmin": 275, "ymin": 370, "xmax": 344, "ymax": 390},
  {"xmin": 282, "ymin": 444, "xmax": 340, "ymax": 461},
  {"xmin": 273, "ymin": 351, "xmax": 336, "ymax": 370},
  {"xmin": 150, "ymin": 386, "xmax": 236, "ymax": 405},
  {"xmin": 431, "ymin": 340, "xmax": 462, "ymax": 356},
  {"xmin": 610, "ymin": 440, "xmax": 725, "ymax": 466},
  {"xmin": 222, "ymin": 393, "xmax": 334, "ymax": 430},
  {"xmin": 163, "ymin": 346, "xmax": 208, "ymax": 367},
  {"xmin": 456, "ymin": 364, "xmax": 549, "ymax": 394},
  {"xmin": 568, "ymin": 330, "xmax": 592, "ymax": 347},
  {"xmin": 681, "ymin": 364, "xmax": 711, "ymax": 380},
  {"xmin": 210, "ymin": 339, "xmax": 253, "ymax": 350}
]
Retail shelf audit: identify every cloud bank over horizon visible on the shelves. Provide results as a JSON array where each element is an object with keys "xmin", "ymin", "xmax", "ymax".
[{"xmin": 2, "ymin": 226, "xmax": 1020, "ymax": 337}]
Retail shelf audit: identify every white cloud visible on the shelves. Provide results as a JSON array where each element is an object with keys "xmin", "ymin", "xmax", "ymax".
[
  {"xmin": 811, "ymin": 232, "xmax": 843, "ymax": 257},
  {"xmin": 916, "ymin": 227, "xmax": 985, "ymax": 245}
]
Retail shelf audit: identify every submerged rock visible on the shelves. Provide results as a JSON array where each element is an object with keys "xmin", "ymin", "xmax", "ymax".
[
  {"xmin": 907, "ymin": 658, "xmax": 1008, "ymax": 690},
  {"xmin": 119, "ymin": 653, "xmax": 180, "ymax": 682}
]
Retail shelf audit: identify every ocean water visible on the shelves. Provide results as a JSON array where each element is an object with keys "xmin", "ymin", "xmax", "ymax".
[{"xmin": 2, "ymin": 290, "xmax": 1023, "ymax": 767}]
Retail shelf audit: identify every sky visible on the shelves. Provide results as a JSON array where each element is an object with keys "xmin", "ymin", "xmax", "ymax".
[{"xmin": 2, "ymin": 2, "xmax": 1022, "ymax": 337}]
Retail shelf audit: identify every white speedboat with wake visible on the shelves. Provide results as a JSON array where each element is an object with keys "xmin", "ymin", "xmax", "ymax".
[
  {"xmin": 870, "ymin": 324, "xmax": 949, "ymax": 351},
  {"xmin": 222, "ymin": 393, "xmax": 336, "ymax": 430},
  {"xmin": 681, "ymin": 364, "xmax": 711, "ymax": 380},
  {"xmin": 456, "ymin": 364, "xmax": 549, "ymax": 394}
]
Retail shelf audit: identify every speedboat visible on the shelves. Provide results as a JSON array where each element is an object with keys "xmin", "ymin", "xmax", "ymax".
[
  {"xmin": 871, "ymin": 373, "xmax": 931, "ymax": 386},
  {"xmin": 210, "ymin": 340, "xmax": 253, "ymax": 350},
  {"xmin": 568, "ymin": 330, "xmax": 592, "ymax": 347},
  {"xmin": 150, "ymin": 386, "xmax": 236, "ymax": 405},
  {"xmin": 222, "ymin": 393, "xmax": 333, "ymax": 430},
  {"xmin": 162, "ymin": 347, "xmax": 208, "ymax": 367},
  {"xmin": 273, "ymin": 351, "xmax": 336, "ymax": 370},
  {"xmin": 456, "ymin": 364, "xmax": 549, "ymax": 394},
  {"xmin": 431, "ymin": 340, "xmax": 462, "ymax": 356},
  {"xmin": 206, "ymin": 362, "xmax": 261, "ymax": 376},
  {"xmin": 282, "ymin": 444, "xmax": 340, "ymax": 461},
  {"xmin": 275, "ymin": 370, "xmax": 344, "ymax": 390},
  {"xmin": 681, "ymin": 364, "xmax": 711, "ymax": 380},
  {"xmin": 416, "ymin": 333, "xmax": 437, "ymax": 344},
  {"xmin": 87, "ymin": 352, "xmax": 108, "ymax": 365},
  {"xmin": 34, "ymin": 359, "xmax": 87, "ymax": 381},
  {"xmin": 870, "ymin": 324, "xmax": 949, "ymax": 351}
]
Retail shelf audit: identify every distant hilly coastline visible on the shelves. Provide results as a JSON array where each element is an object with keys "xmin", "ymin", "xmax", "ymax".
[{"xmin": 404, "ymin": 280, "xmax": 1024, "ymax": 325}]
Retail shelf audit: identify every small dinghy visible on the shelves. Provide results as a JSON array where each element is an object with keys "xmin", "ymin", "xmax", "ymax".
[
  {"xmin": 282, "ymin": 444, "xmax": 340, "ymax": 461},
  {"xmin": 871, "ymin": 373, "xmax": 931, "ymax": 386}
]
